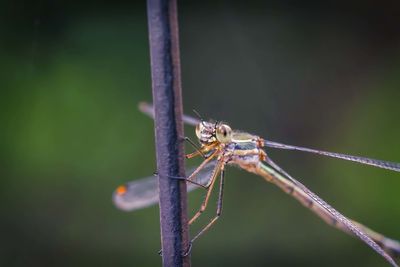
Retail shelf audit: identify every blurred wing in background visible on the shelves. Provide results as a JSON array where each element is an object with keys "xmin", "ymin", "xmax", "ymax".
[
  {"xmin": 139, "ymin": 102, "xmax": 200, "ymax": 126},
  {"xmin": 113, "ymin": 160, "xmax": 217, "ymax": 211}
]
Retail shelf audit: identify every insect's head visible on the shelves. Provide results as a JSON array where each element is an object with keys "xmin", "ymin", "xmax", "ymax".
[
  {"xmin": 195, "ymin": 121, "xmax": 232, "ymax": 144},
  {"xmin": 192, "ymin": 109, "xmax": 232, "ymax": 145}
]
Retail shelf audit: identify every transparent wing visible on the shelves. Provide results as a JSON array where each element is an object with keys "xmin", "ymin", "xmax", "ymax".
[
  {"xmin": 261, "ymin": 157, "xmax": 398, "ymax": 267},
  {"xmin": 113, "ymin": 160, "xmax": 217, "ymax": 211},
  {"xmin": 139, "ymin": 102, "xmax": 200, "ymax": 126},
  {"xmin": 139, "ymin": 102, "xmax": 400, "ymax": 172},
  {"xmin": 265, "ymin": 140, "xmax": 400, "ymax": 172}
]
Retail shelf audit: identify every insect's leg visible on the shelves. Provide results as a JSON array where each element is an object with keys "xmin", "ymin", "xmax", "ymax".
[
  {"xmin": 169, "ymin": 176, "xmax": 208, "ymax": 189},
  {"xmin": 157, "ymin": 150, "xmax": 218, "ymax": 189},
  {"xmin": 189, "ymin": 160, "xmax": 223, "ymax": 225},
  {"xmin": 189, "ymin": 164, "xmax": 225, "ymax": 247},
  {"xmin": 159, "ymin": 160, "xmax": 223, "ymax": 257},
  {"xmin": 184, "ymin": 137, "xmax": 207, "ymax": 158},
  {"xmin": 185, "ymin": 150, "xmax": 218, "ymax": 186},
  {"xmin": 157, "ymin": 158, "xmax": 220, "ymax": 258},
  {"xmin": 186, "ymin": 150, "xmax": 203, "ymax": 159},
  {"xmin": 186, "ymin": 143, "xmax": 217, "ymax": 159}
]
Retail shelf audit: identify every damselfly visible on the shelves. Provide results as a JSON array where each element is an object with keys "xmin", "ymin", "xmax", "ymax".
[{"xmin": 113, "ymin": 102, "xmax": 400, "ymax": 266}]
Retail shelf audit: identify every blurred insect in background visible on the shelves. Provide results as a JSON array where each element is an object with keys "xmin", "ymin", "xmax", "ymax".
[{"xmin": 114, "ymin": 102, "xmax": 400, "ymax": 266}]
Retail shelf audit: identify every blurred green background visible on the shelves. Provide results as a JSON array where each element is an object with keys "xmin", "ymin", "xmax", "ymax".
[{"xmin": 1, "ymin": 1, "xmax": 400, "ymax": 266}]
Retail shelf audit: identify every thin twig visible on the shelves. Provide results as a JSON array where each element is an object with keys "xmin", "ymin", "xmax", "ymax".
[{"xmin": 147, "ymin": 0, "xmax": 191, "ymax": 266}]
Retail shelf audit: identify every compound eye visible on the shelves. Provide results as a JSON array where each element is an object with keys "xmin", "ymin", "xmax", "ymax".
[
  {"xmin": 216, "ymin": 124, "xmax": 232, "ymax": 143},
  {"xmin": 195, "ymin": 123, "xmax": 202, "ymax": 139}
]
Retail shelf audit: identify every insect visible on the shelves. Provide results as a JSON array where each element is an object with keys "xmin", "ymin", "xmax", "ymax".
[{"xmin": 113, "ymin": 102, "xmax": 400, "ymax": 266}]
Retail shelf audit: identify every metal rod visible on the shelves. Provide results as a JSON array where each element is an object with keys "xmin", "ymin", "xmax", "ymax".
[{"xmin": 146, "ymin": 0, "xmax": 191, "ymax": 266}]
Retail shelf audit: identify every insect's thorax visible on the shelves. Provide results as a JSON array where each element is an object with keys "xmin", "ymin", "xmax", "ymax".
[
  {"xmin": 224, "ymin": 132, "xmax": 266, "ymax": 172},
  {"xmin": 197, "ymin": 125, "xmax": 266, "ymax": 173}
]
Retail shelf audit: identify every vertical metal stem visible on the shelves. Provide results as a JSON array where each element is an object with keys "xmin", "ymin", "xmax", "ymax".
[{"xmin": 146, "ymin": 0, "xmax": 190, "ymax": 266}]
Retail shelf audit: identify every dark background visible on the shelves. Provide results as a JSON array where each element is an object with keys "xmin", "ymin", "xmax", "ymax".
[{"xmin": 1, "ymin": 1, "xmax": 400, "ymax": 266}]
